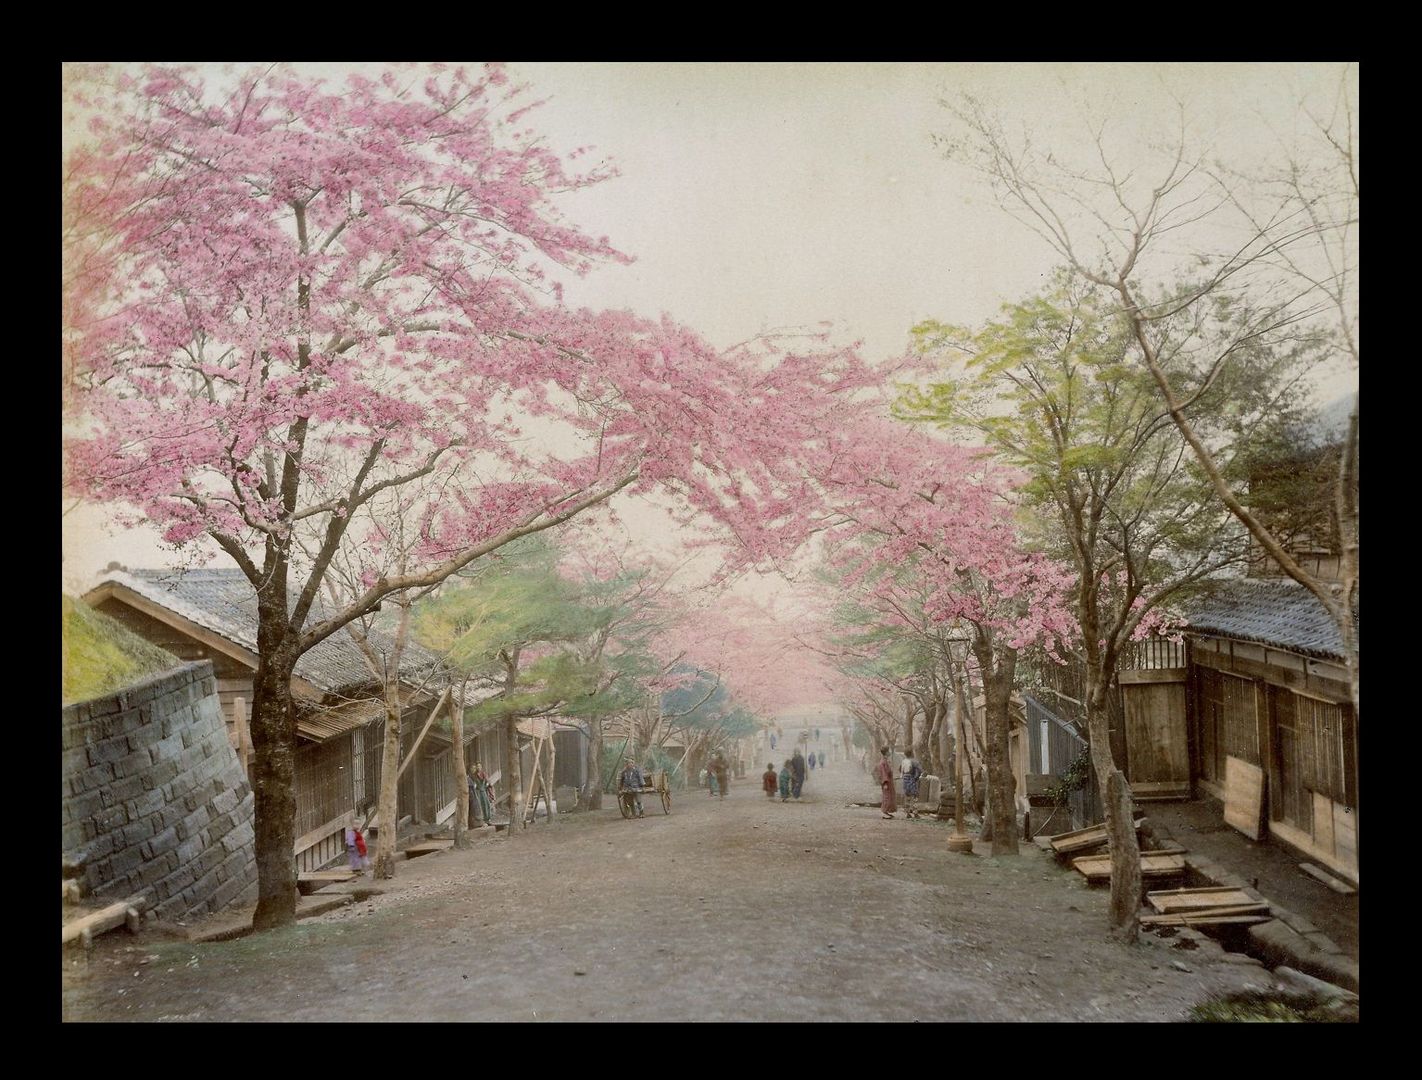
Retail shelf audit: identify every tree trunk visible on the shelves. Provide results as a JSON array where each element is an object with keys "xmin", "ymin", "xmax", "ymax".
[
  {"xmin": 452, "ymin": 687, "xmax": 469, "ymax": 849},
  {"xmin": 249, "ymin": 645, "xmax": 300, "ymax": 930},
  {"xmin": 1086, "ymin": 678, "xmax": 1140, "ymax": 941},
  {"xmin": 976, "ymin": 638, "xmax": 1019, "ymax": 856},
  {"xmin": 504, "ymin": 712, "xmax": 523, "ymax": 839},
  {"xmin": 916, "ymin": 700, "xmax": 939, "ymax": 776},
  {"xmin": 372, "ymin": 704, "xmax": 402, "ymax": 879},
  {"xmin": 904, "ymin": 697, "xmax": 915, "ymax": 753},
  {"xmin": 582, "ymin": 720, "xmax": 604, "ymax": 810}
]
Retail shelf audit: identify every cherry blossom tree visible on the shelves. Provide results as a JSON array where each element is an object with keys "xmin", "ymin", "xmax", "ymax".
[
  {"xmin": 62, "ymin": 63, "xmax": 881, "ymax": 928},
  {"xmin": 802, "ymin": 414, "xmax": 1076, "ymax": 854}
]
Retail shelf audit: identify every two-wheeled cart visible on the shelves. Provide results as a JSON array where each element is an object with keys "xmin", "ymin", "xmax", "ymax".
[{"xmin": 617, "ymin": 769, "xmax": 672, "ymax": 818}]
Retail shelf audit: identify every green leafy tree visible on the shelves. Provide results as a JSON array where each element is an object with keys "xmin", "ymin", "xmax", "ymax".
[{"xmin": 900, "ymin": 278, "xmax": 1317, "ymax": 935}]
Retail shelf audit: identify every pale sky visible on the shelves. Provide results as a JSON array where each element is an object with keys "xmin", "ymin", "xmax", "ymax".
[{"xmin": 62, "ymin": 61, "xmax": 1357, "ymax": 596}]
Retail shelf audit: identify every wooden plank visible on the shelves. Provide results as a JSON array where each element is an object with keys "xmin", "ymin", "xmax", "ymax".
[
  {"xmin": 1223, "ymin": 756, "xmax": 1265, "ymax": 840},
  {"xmin": 1049, "ymin": 816, "xmax": 1144, "ymax": 855},
  {"xmin": 234, "ymin": 696, "xmax": 251, "ymax": 774},
  {"xmin": 1071, "ymin": 853, "xmax": 1186, "ymax": 882},
  {"xmin": 296, "ymin": 870, "xmax": 358, "ymax": 896},
  {"xmin": 62, "ymin": 900, "xmax": 141, "ymax": 946},
  {"xmin": 1142, "ymin": 902, "xmax": 1269, "ymax": 922},
  {"xmin": 403, "ymin": 839, "xmax": 455, "ymax": 857},
  {"xmin": 1147, "ymin": 887, "xmax": 1258, "ymax": 914},
  {"xmin": 294, "ymin": 810, "xmax": 354, "ymax": 857},
  {"xmin": 1141, "ymin": 913, "xmax": 1272, "ymax": 928},
  {"xmin": 1118, "ymin": 668, "xmax": 1188, "ymax": 685}
]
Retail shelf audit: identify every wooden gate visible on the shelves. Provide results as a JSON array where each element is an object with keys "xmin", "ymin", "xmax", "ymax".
[{"xmin": 1119, "ymin": 668, "xmax": 1190, "ymax": 799}]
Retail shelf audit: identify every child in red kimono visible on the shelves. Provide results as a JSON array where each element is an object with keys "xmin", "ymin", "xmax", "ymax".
[{"xmin": 762, "ymin": 763, "xmax": 778, "ymax": 798}]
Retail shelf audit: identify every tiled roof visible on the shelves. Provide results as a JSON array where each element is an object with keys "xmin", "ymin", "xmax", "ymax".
[
  {"xmin": 1184, "ymin": 578, "xmax": 1356, "ymax": 661},
  {"xmin": 90, "ymin": 568, "xmax": 442, "ymax": 695}
]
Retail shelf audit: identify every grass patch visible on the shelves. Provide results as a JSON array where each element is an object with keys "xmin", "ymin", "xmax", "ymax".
[
  {"xmin": 1189, "ymin": 989, "xmax": 1356, "ymax": 1023},
  {"xmin": 63, "ymin": 594, "xmax": 181, "ymax": 704}
]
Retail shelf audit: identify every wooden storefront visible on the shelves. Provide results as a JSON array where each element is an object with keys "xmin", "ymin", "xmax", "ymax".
[{"xmin": 1189, "ymin": 638, "xmax": 1357, "ymax": 881}]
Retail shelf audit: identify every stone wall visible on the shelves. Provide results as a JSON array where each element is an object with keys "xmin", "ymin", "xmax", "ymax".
[{"xmin": 62, "ymin": 661, "xmax": 258, "ymax": 920}]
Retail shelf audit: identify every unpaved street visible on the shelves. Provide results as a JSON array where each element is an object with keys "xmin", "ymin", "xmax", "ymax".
[{"xmin": 63, "ymin": 757, "xmax": 1270, "ymax": 1022}]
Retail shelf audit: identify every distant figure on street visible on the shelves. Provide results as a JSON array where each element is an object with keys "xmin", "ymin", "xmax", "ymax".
[
  {"xmin": 808, "ymin": 752, "xmax": 817, "ymax": 772},
  {"xmin": 711, "ymin": 750, "xmax": 729, "ymax": 800},
  {"xmin": 817, "ymin": 751, "xmax": 825, "ymax": 769},
  {"xmin": 791, "ymin": 748, "xmax": 806, "ymax": 799},
  {"xmin": 876, "ymin": 746, "xmax": 897, "ymax": 820},
  {"xmin": 619, "ymin": 758, "xmax": 646, "ymax": 818},
  {"xmin": 468, "ymin": 763, "xmax": 493, "ymax": 827},
  {"xmin": 778, "ymin": 760, "xmax": 793, "ymax": 802},
  {"xmin": 900, "ymin": 750, "xmax": 924, "ymax": 819},
  {"xmin": 770, "ymin": 733, "xmax": 777, "ymax": 750},
  {"xmin": 763, "ymin": 762, "xmax": 778, "ymax": 798}
]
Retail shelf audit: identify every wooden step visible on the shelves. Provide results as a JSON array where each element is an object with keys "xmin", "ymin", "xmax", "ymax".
[
  {"xmin": 1146, "ymin": 886, "xmax": 1264, "ymax": 915},
  {"xmin": 297, "ymin": 870, "xmax": 358, "ymax": 895},
  {"xmin": 402, "ymin": 839, "xmax": 455, "ymax": 859},
  {"xmin": 1071, "ymin": 852, "xmax": 1186, "ymax": 883}
]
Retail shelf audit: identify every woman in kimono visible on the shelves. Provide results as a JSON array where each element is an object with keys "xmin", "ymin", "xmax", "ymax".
[{"xmin": 875, "ymin": 747, "xmax": 897, "ymax": 820}]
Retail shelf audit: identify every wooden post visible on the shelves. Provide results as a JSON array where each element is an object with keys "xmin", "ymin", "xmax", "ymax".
[
  {"xmin": 546, "ymin": 730, "xmax": 558, "ymax": 825},
  {"xmin": 234, "ymin": 696, "xmax": 251, "ymax": 775}
]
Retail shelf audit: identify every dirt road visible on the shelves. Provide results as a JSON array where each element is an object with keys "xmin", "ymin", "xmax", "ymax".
[{"xmin": 63, "ymin": 754, "xmax": 1271, "ymax": 1022}]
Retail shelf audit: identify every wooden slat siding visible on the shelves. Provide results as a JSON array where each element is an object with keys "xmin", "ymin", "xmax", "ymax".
[
  {"xmin": 553, "ymin": 729, "xmax": 586, "ymax": 790},
  {"xmin": 294, "ymin": 735, "xmax": 354, "ymax": 841},
  {"xmin": 422, "ymin": 746, "xmax": 452, "ymax": 824}
]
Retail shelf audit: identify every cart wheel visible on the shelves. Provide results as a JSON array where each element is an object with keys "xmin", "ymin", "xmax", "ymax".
[
  {"xmin": 661, "ymin": 788, "xmax": 672, "ymax": 815},
  {"xmin": 618, "ymin": 794, "xmax": 633, "ymax": 819}
]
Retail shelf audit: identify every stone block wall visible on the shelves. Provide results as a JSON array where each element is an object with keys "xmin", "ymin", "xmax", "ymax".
[{"xmin": 62, "ymin": 661, "xmax": 258, "ymax": 920}]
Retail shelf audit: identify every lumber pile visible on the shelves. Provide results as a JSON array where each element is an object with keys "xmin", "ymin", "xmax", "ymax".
[
  {"xmin": 1141, "ymin": 886, "xmax": 1271, "ymax": 928},
  {"xmin": 1072, "ymin": 851, "xmax": 1186, "ymax": 883}
]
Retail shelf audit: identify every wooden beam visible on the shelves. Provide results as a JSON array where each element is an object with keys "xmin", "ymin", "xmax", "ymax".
[
  {"xmin": 1118, "ymin": 668, "xmax": 1188, "ymax": 685},
  {"xmin": 234, "ymin": 696, "xmax": 251, "ymax": 774},
  {"xmin": 294, "ymin": 810, "xmax": 354, "ymax": 856},
  {"xmin": 397, "ymin": 688, "xmax": 450, "ymax": 782},
  {"xmin": 62, "ymin": 898, "xmax": 144, "ymax": 946}
]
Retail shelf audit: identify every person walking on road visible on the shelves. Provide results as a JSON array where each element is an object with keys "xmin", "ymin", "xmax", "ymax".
[
  {"xmin": 900, "ymin": 749, "xmax": 924, "ymax": 819},
  {"xmin": 808, "ymin": 751, "xmax": 816, "ymax": 773},
  {"xmin": 711, "ymin": 750, "xmax": 729, "ymax": 800},
  {"xmin": 875, "ymin": 747, "xmax": 897, "ymax": 819},
  {"xmin": 817, "ymin": 751, "xmax": 825, "ymax": 769},
  {"xmin": 762, "ymin": 762, "xmax": 778, "ymax": 799},
  {"xmin": 778, "ymin": 760, "xmax": 793, "ymax": 802},
  {"xmin": 791, "ymin": 748, "xmax": 806, "ymax": 799}
]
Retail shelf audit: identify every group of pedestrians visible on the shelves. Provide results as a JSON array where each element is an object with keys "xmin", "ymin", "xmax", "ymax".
[
  {"xmin": 874, "ymin": 746, "xmax": 924, "ymax": 820},
  {"xmin": 701, "ymin": 750, "xmax": 730, "ymax": 799},
  {"xmin": 762, "ymin": 743, "xmax": 826, "ymax": 803}
]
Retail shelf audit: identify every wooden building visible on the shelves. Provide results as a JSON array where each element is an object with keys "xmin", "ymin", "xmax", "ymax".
[
  {"xmin": 83, "ymin": 567, "xmax": 471, "ymax": 871},
  {"xmin": 1184, "ymin": 578, "xmax": 1357, "ymax": 882}
]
